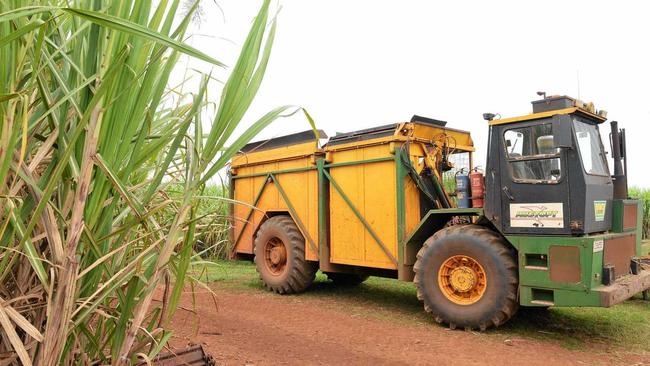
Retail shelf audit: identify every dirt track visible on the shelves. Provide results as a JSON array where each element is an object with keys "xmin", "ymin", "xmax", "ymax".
[{"xmin": 168, "ymin": 286, "xmax": 650, "ymax": 366}]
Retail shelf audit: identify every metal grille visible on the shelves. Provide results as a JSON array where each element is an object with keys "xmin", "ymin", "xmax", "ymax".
[
  {"xmin": 604, "ymin": 235, "xmax": 636, "ymax": 278},
  {"xmin": 549, "ymin": 245, "xmax": 581, "ymax": 283},
  {"xmin": 623, "ymin": 204, "xmax": 638, "ymax": 230}
]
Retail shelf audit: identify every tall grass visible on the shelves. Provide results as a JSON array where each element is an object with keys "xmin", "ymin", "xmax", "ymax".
[
  {"xmin": 0, "ymin": 1, "xmax": 297, "ymax": 364},
  {"xmin": 630, "ymin": 187, "xmax": 650, "ymax": 239},
  {"xmin": 165, "ymin": 184, "xmax": 231, "ymax": 259}
]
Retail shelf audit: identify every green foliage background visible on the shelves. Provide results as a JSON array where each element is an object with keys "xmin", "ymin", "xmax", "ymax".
[{"xmin": 630, "ymin": 187, "xmax": 650, "ymax": 239}]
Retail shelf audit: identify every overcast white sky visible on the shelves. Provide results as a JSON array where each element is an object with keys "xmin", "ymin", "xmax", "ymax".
[{"xmin": 173, "ymin": 0, "xmax": 650, "ymax": 187}]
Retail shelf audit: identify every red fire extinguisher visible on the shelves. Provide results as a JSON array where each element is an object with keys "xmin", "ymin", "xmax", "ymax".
[{"xmin": 470, "ymin": 168, "xmax": 485, "ymax": 208}]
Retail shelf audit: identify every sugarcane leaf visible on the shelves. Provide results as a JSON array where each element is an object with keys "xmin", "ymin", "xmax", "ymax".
[
  {"xmin": 0, "ymin": 18, "xmax": 44, "ymax": 47},
  {"xmin": 203, "ymin": 0, "xmax": 270, "ymax": 161},
  {"xmin": 162, "ymin": 207, "xmax": 196, "ymax": 323},
  {"xmin": 6, "ymin": 201, "xmax": 49, "ymax": 287},
  {"xmin": 200, "ymin": 105, "xmax": 297, "ymax": 185},
  {"xmin": 18, "ymin": 45, "xmax": 130, "ymax": 253},
  {"xmin": 2, "ymin": 300, "xmax": 44, "ymax": 342},
  {"xmin": 0, "ymin": 93, "xmax": 20, "ymax": 102},
  {"xmin": 0, "ymin": 6, "xmax": 57, "ymax": 23},
  {"xmin": 93, "ymin": 154, "xmax": 145, "ymax": 217},
  {"xmin": 62, "ymin": 8, "xmax": 224, "ymax": 67},
  {"xmin": 302, "ymin": 108, "xmax": 320, "ymax": 145},
  {"xmin": 147, "ymin": 330, "xmax": 173, "ymax": 359},
  {"xmin": 0, "ymin": 299, "xmax": 32, "ymax": 366},
  {"xmin": 0, "ymin": 0, "xmax": 286, "ymax": 363}
]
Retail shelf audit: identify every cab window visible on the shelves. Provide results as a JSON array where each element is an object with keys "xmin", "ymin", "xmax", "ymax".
[
  {"xmin": 503, "ymin": 124, "xmax": 561, "ymax": 183},
  {"xmin": 574, "ymin": 120, "xmax": 609, "ymax": 176}
]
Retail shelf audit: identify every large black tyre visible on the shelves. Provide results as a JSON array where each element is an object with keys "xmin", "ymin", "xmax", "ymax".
[
  {"xmin": 413, "ymin": 224, "xmax": 518, "ymax": 330},
  {"xmin": 254, "ymin": 215, "xmax": 317, "ymax": 294},
  {"xmin": 325, "ymin": 272, "xmax": 369, "ymax": 286}
]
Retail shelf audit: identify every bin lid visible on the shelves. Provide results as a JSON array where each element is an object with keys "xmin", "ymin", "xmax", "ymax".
[
  {"xmin": 327, "ymin": 115, "xmax": 448, "ymax": 146},
  {"xmin": 239, "ymin": 129, "xmax": 327, "ymax": 153},
  {"xmin": 327, "ymin": 123, "xmax": 398, "ymax": 146}
]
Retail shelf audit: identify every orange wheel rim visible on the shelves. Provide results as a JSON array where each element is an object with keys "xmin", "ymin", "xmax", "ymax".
[
  {"xmin": 438, "ymin": 255, "xmax": 487, "ymax": 305},
  {"xmin": 264, "ymin": 237, "xmax": 287, "ymax": 275}
]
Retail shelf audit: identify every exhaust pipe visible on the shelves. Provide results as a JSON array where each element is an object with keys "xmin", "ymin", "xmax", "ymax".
[{"xmin": 610, "ymin": 121, "xmax": 628, "ymax": 199}]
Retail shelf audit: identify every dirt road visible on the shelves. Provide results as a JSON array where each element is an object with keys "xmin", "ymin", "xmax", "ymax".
[{"xmin": 168, "ymin": 285, "xmax": 650, "ymax": 366}]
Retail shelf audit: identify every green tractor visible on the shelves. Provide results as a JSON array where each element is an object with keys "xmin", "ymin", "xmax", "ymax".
[{"xmin": 413, "ymin": 95, "xmax": 646, "ymax": 329}]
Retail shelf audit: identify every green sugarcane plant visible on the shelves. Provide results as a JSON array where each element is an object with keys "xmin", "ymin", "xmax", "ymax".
[
  {"xmin": 0, "ymin": 0, "xmax": 304, "ymax": 364},
  {"xmin": 630, "ymin": 187, "xmax": 650, "ymax": 240}
]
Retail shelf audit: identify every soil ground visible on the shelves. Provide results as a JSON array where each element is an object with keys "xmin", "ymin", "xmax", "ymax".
[{"xmin": 166, "ymin": 261, "xmax": 650, "ymax": 366}]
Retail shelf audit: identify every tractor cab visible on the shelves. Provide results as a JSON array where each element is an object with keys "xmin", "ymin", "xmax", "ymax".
[{"xmin": 483, "ymin": 95, "xmax": 617, "ymax": 236}]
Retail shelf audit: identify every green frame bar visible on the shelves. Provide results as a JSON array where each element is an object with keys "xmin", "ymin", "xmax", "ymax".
[
  {"xmin": 231, "ymin": 166, "xmax": 316, "ymax": 180},
  {"xmin": 394, "ymin": 148, "xmax": 408, "ymax": 278},
  {"xmin": 317, "ymin": 159, "xmax": 329, "ymax": 262},
  {"xmin": 231, "ymin": 156, "xmax": 394, "ymax": 180}
]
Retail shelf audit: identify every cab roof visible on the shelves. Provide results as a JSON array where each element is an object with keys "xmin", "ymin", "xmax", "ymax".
[{"xmin": 489, "ymin": 95, "xmax": 608, "ymax": 126}]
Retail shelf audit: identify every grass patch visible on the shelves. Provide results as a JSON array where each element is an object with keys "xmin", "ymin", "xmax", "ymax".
[
  {"xmin": 500, "ymin": 297, "xmax": 650, "ymax": 351},
  {"xmin": 195, "ymin": 249, "xmax": 650, "ymax": 352}
]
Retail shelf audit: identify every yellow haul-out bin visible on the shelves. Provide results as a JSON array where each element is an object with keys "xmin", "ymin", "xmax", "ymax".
[
  {"xmin": 230, "ymin": 130, "xmax": 324, "ymax": 262},
  {"xmin": 230, "ymin": 119, "xmax": 474, "ymax": 281}
]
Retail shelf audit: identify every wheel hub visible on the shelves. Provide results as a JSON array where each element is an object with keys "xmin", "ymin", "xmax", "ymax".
[
  {"xmin": 269, "ymin": 246, "xmax": 287, "ymax": 265},
  {"xmin": 264, "ymin": 237, "xmax": 287, "ymax": 275},
  {"xmin": 438, "ymin": 255, "xmax": 487, "ymax": 305},
  {"xmin": 449, "ymin": 266, "xmax": 477, "ymax": 292}
]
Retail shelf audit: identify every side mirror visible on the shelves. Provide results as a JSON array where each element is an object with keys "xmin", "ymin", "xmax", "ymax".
[{"xmin": 552, "ymin": 115, "xmax": 573, "ymax": 149}]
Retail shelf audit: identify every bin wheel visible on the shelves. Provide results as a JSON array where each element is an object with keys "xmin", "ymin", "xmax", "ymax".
[
  {"xmin": 414, "ymin": 224, "xmax": 518, "ymax": 330},
  {"xmin": 254, "ymin": 215, "xmax": 317, "ymax": 294},
  {"xmin": 325, "ymin": 272, "xmax": 369, "ymax": 286}
]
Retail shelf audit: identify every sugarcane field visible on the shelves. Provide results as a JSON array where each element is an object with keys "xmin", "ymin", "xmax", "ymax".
[{"xmin": 2, "ymin": 1, "xmax": 650, "ymax": 365}]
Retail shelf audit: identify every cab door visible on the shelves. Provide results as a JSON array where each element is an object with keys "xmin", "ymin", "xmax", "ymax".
[{"xmin": 496, "ymin": 117, "xmax": 572, "ymax": 235}]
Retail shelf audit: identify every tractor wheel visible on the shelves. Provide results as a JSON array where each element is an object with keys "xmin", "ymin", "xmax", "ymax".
[
  {"xmin": 254, "ymin": 215, "xmax": 317, "ymax": 294},
  {"xmin": 414, "ymin": 224, "xmax": 518, "ymax": 330},
  {"xmin": 325, "ymin": 272, "xmax": 369, "ymax": 286}
]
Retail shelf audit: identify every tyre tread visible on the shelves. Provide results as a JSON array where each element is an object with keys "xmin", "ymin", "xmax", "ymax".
[
  {"xmin": 413, "ymin": 224, "xmax": 519, "ymax": 330},
  {"xmin": 254, "ymin": 215, "xmax": 317, "ymax": 294}
]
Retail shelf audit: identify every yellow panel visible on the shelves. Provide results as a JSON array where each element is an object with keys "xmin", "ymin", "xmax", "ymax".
[
  {"xmin": 362, "ymin": 160, "xmax": 397, "ymax": 265},
  {"xmin": 231, "ymin": 172, "xmax": 251, "ymax": 254},
  {"xmin": 329, "ymin": 143, "xmax": 398, "ymax": 269},
  {"xmin": 409, "ymin": 123, "xmax": 474, "ymax": 152},
  {"xmin": 329, "ymin": 150, "xmax": 364, "ymax": 264},
  {"xmin": 233, "ymin": 173, "xmax": 254, "ymax": 253}
]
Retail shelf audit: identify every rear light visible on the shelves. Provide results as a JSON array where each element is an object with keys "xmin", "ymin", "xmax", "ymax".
[
  {"xmin": 631, "ymin": 258, "xmax": 642, "ymax": 275},
  {"xmin": 602, "ymin": 264, "xmax": 615, "ymax": 286}
]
